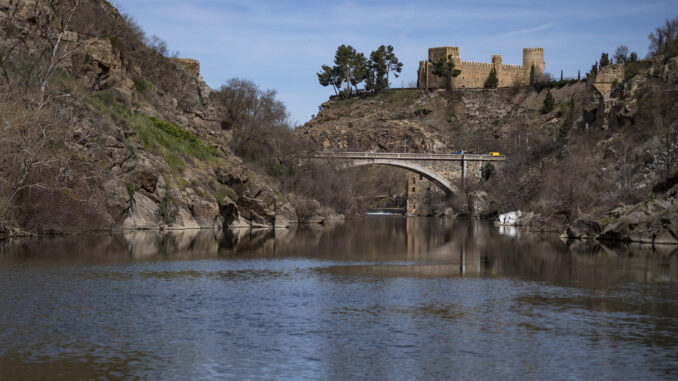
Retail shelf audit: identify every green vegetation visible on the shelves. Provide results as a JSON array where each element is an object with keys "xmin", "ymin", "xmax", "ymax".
[
  {"xmin": 484, "ymin": 68, "xmax": 498, "ymax": 89},
  {"xmin": 541, "ymin": 90, "xmax": 555, "ymax": 114},
  {"xmin": 125, "ymin": 183, "xmax": 135, "ymax": 198},
  {"xmin": 365, "ymin": 45, "xmax": 403, "ymax": 93},
  {"xmin": 648, "ymin": 17, "xmax": 678, "ymax": 59},
  {"xmin": 133, "ymin": 77, "xmax": 152, "ymax": 93},
  {"xmin": 373, "ymin": 88, "xmax": 420, "ymax": 106},
  {"xmin": 216, "ymin": 184, "xmax": 238, "ymax": 203},
  {"xmin": 158, "ymin": 192, "xmax": 178, "ymax": 224},
  {"xmin": 318, "ymin": 44, "xmax": 403, "ymax": 97},
  {"xmin": 624, "ymin": 60, "xmax": 652, "ymax": 80},
  {"xmin": 533, "ymin": 78, "xmax": 579, "ymax": 92},
  {"xmin": 431, "ymin": 54, "xmax": 461, "ymax": 90},
  {"xmin": 89, "ymin": 92, "xmax": 213, "ymax": 172},
  {"xmin": 481, "ymin": 163, "xmax": 495, "ymax": 181}
]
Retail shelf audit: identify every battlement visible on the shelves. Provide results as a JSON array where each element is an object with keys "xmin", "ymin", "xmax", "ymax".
[
  {"xmin": 428, "ymin": 46, "xmax": 459, "ymax": 61},
  {"xmin": 462, "ymin": 62, "xmax": 494, "ymax": 67},
  {"xmin": 419, "ymin": 46, "xmax": 545, "ymax": 89}
]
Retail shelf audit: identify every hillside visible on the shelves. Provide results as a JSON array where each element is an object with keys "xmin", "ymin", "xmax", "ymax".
[
  {"xmin": 297, "ymin": 57, "xmax": 678, "ymax": 244},
  {"xmin": 0, "ymin": 0, "xmax": 338, "ymax": 238}
]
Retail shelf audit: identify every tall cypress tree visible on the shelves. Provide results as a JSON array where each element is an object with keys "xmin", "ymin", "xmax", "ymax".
[
  {"xmin": 541, "ymin": 90, "xmax": 555, "ymax": 114},
  {"xmin": 484, "ymin": 67, "xmax": 499, "ymax": 88}
]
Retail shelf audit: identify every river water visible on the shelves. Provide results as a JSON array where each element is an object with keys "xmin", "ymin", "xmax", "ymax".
[{"xmin": 0, "ymin": 217, "xmax": 677, "ymax": 380}]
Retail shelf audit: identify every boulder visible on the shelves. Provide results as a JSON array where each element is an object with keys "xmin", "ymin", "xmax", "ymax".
[
  {"xmin": 122, "ymin": 192, "xmax": 160, "ymax": 230},
  {"xmin": 563, "ymin": 218, "xmax": 602, "ymax": 239},
  {"xmin": 496, "ymin": 211, "xmax": 522, "ymax": 226},
  {"xmin": 238, "ymin": 195, "xmax": 276, "ymax": 228},
  {"xmin": 275, "ymin": 202, "xmax": 298, "ymax": 228},
  {"xmin": 124, "ymin": 168, "xmax": 158, "ymax": 194},
  {"xmin": 216, "ymin": 167, "xmax": 248, "ymax": 187},
  {"xmin": 597, "ymin": 220, "xmax": 631, "ymax": 242},
  {"xmin": 467, "ymin": 191, "xmax": 491, "ymax": 218},
  {"xmin": 188, "ymin": 196, "xmax": 221, "ymax": 229},
  {"xmin": 71, "ymin": 38, "xmax": 122, "ymax": 90},
  {"xmin": 654, "ymin": 230, "xmax": 678, "ymax": 245}
]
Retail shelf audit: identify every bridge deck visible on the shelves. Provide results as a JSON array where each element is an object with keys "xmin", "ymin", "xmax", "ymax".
[{"xmin": 312, "ymin": 152, "xmax": 506, "ymax": 161}]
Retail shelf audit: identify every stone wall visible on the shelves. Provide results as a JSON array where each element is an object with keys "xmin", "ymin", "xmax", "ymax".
[
  {"xmin": 418, "ymin": 47, "xmax": 544, "ymax": 89},
  {"xmin": 171, "ymin": 58, "xmax": 200, "ymax": 77},
  {"xmin": 593, "ymin": 64, "xmax": 624, "ymax": 101}
]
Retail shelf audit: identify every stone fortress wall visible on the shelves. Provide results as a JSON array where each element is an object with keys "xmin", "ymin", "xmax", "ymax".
[{"xmin": 418, "ymin": 46, "xmax": 544, "ymax": 89}]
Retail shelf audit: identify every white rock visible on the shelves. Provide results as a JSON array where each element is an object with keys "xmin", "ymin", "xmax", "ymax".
[{"xmin": 496, "ymin": 210, "xmax": 522, "ymax": 226}]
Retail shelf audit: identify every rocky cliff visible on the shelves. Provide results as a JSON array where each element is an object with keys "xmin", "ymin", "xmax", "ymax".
[
  {"xmin": 297, "ymin": 57, "xmax": 678, "ymax": 245},
  {"xmin": 0, "ymin": 0, "xmax": 337, "ymax": 239}
]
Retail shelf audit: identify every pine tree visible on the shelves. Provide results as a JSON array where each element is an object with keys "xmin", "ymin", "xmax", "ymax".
[
  {"xmin": 529, "ymin": 64, "xmax": 536, "ymax": 85},
  {"xmin": 599, "ymin": 53, "xmax": 610, "ymax": 68},
  {"xmin": 541, "ymin": 90, "xmax": 555, "ymax": 114},
  {"xmin": 484, "ymin": 67, "xmax": 498, "ymax": 88},
  {"xmin": 432, "ymin": 55, "xmax": 461, "ymax": 90}
]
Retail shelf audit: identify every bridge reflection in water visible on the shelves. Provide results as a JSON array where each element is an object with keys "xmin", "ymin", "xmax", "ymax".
[{"xmin": 1, "ymin": 217, "xmax": 675, "ymax": 285}]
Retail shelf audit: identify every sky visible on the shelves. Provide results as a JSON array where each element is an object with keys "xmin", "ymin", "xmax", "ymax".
[{"xmin": 113, "ymin": 0, "xmax": 677, "ymax": 125}]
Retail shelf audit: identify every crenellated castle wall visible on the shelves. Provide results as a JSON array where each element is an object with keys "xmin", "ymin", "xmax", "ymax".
[{"xmin": 418, "ymin": 47, "xmax": 544, "ymax": 89}]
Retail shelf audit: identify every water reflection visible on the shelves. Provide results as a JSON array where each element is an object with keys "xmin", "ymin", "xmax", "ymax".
[
  {"xmin": 1, "ymin": 217, "xmax": 677, "ymax": 285},
  {"xmin": 1, "ymin": 217, "xmax": 677, "ymax": 380}
]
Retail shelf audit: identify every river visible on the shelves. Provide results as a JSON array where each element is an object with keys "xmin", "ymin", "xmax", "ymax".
[{"xmin": 0, "ymin": 217, "xmax": 677, "ymax": 380}]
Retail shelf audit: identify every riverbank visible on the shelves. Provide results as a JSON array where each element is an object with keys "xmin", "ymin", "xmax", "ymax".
[{"xmin": 496, "ymin": 179, "xmax": 678, "ymax": 247}]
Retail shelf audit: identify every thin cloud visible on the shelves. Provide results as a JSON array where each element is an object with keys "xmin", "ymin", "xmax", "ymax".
[
  {"xmin": 494, "ymin": 23, "xmax": 555, "ymax": 39},
  {"xmin": 115, "ymin": 0, "xmax": 675, "ymax": 124}
]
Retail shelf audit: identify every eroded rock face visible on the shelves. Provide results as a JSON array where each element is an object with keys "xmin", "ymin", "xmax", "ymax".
[
  {"xmin": 0, "ymin": 0, "xmax": 334, "ymax": 238},
  {"xmin": 562, "ymin": 218, "xmax": 602, "ymax": 240},
  {"xmin": 568, "ymin": 187, "xmax": 678, "ymax": 246},
  {"xmin": 467, "ymin": 191, "xmax": 497, "ymax": 219},
  {"xmin": 17, "ymin": 188, "xmax": 115, "ymax": 233},
  {"xmin": 275, "ymin": 202, "xmax": 298, "ymax": 228}
]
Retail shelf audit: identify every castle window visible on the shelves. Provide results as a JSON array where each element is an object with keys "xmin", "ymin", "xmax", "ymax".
[{"xmin": 412, "ymin": 187, "xmax": 416, "ymax": 192}]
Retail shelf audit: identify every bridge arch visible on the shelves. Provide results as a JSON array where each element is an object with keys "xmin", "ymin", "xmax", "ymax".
[{"xmin": 342, "ymin": 158, "xmax": 461, "ymax": 196}]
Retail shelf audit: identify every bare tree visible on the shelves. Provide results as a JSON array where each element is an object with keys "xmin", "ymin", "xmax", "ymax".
[
  {"xmin": 0, "ymin": 0, "xmax": 100, "ymax": 225},
  {"xmin": 212, "ymin": 78, "xmax": 291, "ymax": 161},
  {"xmin": 648, "ymin": 17, "xmax": 678, "ymax": 57}
]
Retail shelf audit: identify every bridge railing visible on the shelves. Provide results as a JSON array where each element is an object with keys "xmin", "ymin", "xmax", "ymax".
[{"xmin": 311, "ymin": 152, "xmax": 506, "ymax": 161}]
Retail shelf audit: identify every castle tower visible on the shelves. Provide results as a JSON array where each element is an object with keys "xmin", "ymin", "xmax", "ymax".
[
  {"xmin": 428, "ymin": 46, "xmax": 460, "ymax": 63},
  {"xmin": 523, "ymin": 48, "xmax": 544, "ymax": 80},
  {"xmin": 491, "ymin": 55, "xmax": 502, "ymax": 66}
]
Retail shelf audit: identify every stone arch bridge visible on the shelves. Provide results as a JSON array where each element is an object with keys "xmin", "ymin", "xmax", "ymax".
[{"xmin": 311, "ymin": 152, "xmax": 506, "ymax": 205}]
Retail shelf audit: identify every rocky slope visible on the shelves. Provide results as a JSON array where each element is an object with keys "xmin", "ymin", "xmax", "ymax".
[
  {"xmin": 0, "ymin": 0, "xmax": 337, "ymax": 239},
  {"xmin": 297, "ymin": 58, "xmax": 678, "ymax": 245}
]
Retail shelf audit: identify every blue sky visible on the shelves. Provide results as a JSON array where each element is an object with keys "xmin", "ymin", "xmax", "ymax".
[{"xmin": 113, "ymin": 0, "xmax": 676, "ymax": 125}]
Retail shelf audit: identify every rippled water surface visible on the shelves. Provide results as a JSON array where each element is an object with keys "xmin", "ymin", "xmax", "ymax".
[{"xmin": 1, "ymin": 217, "xmax": 677, "ymax": 380}]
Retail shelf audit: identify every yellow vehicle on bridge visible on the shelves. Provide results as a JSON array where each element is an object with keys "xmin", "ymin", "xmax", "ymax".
[{"xmin": 489, "ymin": 152, "xmax": 501, "ymax": 156}]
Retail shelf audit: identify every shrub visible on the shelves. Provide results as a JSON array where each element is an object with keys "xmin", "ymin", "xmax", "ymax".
[
  {"xmin": 541, "ymin": 90, "xmax": 555, "ymax": 114},
  {"xmin": 216, "ymin": 185, "xmax": 238, "ymax": 203},
  {"xmin": 125, "ymin": 183, "xmax": 135, "ymax": 198}
]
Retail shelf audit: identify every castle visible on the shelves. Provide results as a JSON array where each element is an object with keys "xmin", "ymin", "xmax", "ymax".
[{"xmin": 417, "ymin": 47, "xmax": 545, "ymax": 89}]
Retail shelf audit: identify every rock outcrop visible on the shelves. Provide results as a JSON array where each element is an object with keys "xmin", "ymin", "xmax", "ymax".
[{"xmin": 0, "ymin": 0, "xmax": 331, "ymax": 237}]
